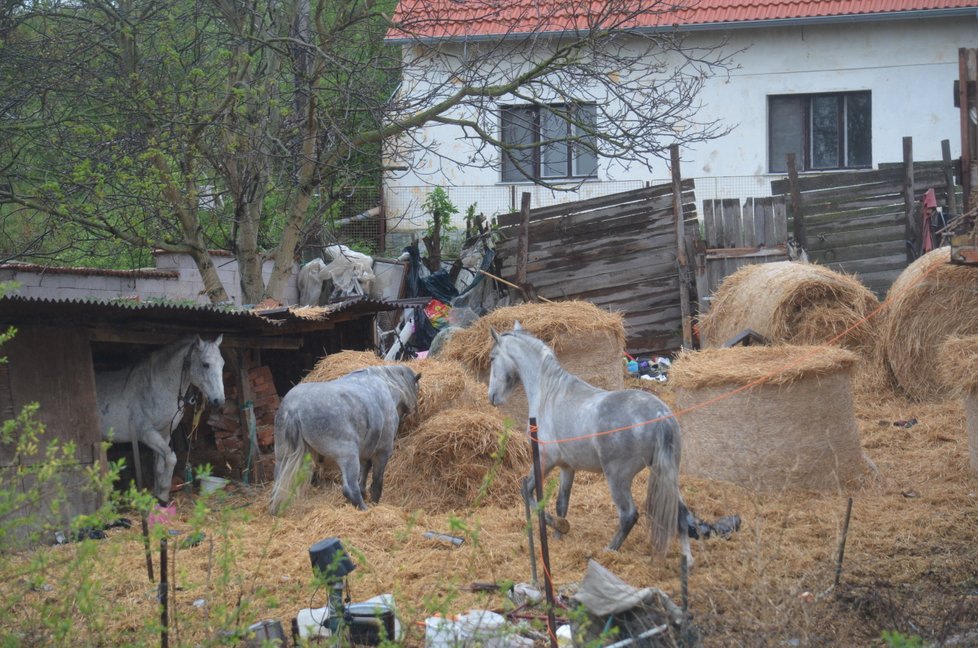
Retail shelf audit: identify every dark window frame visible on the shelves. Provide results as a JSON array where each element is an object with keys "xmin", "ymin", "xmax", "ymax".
[
  {"xmin": 768, "ymin": 91, "xmax": 872, "ymax": 173},
  {"xmin": 499, "ymin": 103, "xmax": 598, "ymax": 182}
]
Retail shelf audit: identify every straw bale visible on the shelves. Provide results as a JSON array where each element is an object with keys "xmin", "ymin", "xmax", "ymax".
[
  {"xmin": 669, "ymin": 344, "xmax": 859, "ymax": 389},
  {"xmin": 698, "ymin": 261, "xmax": 880, "ymax": 353},
  {"xmin": 672, "ymin": 345, "xmax": 877, "ymax": 491},
  {"xmin": 384, "ymin": 408, "xmax": 530, "ymax": 511},
  {"xmin": 937, "ymin": 336, "xmax": 978, "ymax": 396},
  {"xmin": 438, "ymin": 301, "xmax": 626, "ymax": 423},
  {"xmin": 937, "ymin": 335, "xmax": 978, "ymax": 474},
  {"xmin": 438, "ymin": 300, "xmax": 626, "ymax": 373},
  {"xmin": 878, "ymin": 247, "xmax": 978, "ymax": 402},
  {"xmin": 302, "ymin": 349, "xmax": 387, "ymax": 383}
]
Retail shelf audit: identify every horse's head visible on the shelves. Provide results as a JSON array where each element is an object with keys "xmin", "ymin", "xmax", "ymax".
[
  {"xmin": 488, "ymin": 324, "xmax": 522, "ymax": 406},
  {"xmin": 389, "ymin": 365, "xmax": 421, "ymax": 417},
  {"xmin": 190, "ymin": 334, "xmax": 226, "ymax": 408}
]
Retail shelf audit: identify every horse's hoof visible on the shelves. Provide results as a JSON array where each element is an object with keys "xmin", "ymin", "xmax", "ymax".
[{"xmin": 551, "ymin": 516, "xmax": 570, "ymax": 535}]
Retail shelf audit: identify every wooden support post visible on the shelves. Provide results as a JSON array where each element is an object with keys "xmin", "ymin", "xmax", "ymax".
[
  {"xmin": 942, "ymin": 139, "xmax": 958, "ymax": 216},
  {"xmin": 234, "ymin": 349, "xmax": 260, "ymax": 484},
  {"xmin": 786, "ymin": 153, "xmax": 805, "ymax": 249},
  {"xmin": 516, "ymin": 192, "xmax": 531, "ymax": 288},
  {"xmin": 528, "ymin": 417, "xmax": 558, "ymax": 648},
  {"xmin": 671, "ymin": 145, "xmax": 693, "ymax": 349},
  {"xmin": 903, "ymin": 136, "xmax": 917, "ymax": 264},
  {"xmin": 959, "ymin": 49, "xmax": 971, "ymax": 212}
]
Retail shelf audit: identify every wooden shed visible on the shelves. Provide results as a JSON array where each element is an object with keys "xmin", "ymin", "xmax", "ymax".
[{"xmin": 0, "ymin": 294, "xmax": 414, "ymax": 535}]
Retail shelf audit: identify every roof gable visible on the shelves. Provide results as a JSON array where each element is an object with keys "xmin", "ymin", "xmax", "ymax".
[{"xmin": 388, "ymin": 0, "xmax": 978, "ymax": 41}]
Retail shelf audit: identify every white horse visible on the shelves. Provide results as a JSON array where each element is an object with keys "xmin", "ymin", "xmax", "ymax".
[
  {"xmin": 269, "ymin": 365, "xmax": 420, "ymax": 515},
  {"xmin": 96, "ymin": 335, "xmax": 226, "ymax": 501},
  {"xmin": 488, "ymin": 323, "xmax": 692, "ymax": 563}
]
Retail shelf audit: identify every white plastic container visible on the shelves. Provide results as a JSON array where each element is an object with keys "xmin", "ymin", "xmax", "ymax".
[
  {"xmin": 457, "ymin": 609, "xmax": 509, "ymax": 647},
  {"xmin": 425, "ymin": 615, "xmax": 464, "ymax": 647},
  {"xmin": 200, "ymin": 475, "xmax": 229, "ymax": 494}
]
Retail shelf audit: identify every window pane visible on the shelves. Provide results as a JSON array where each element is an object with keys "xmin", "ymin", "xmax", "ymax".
[
  {"xmin": 501, "ymin": 106, "xmax": 535, "ymax": 181},
  {"xmin": 769, "ymin": 96, "xmax": 805, "ymax": 173},
  {"xmin": 573, "ymin": 104, "xmax": 598, "ymax": 177},
  {"xmin": 811, "ymin": 95, "xmax": 840, "ymax": 169},
  {"xmin": 846, "ymin": 92, "xmax": 872, "ymax": 168},
  {"xmin": 540, "ymin": 108, "xmax": 568, "ymax": 178}
]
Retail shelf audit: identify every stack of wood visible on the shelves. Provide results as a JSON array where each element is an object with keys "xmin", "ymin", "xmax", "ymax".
[{"xmin": 206, "ymin": 365, "xmax": 280, "ymax": 457}]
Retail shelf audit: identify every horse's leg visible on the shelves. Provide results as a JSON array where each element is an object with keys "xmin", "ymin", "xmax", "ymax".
[
  {"xmin": 336, "ymin": 455, "xmax": 367, "ymax": 510},
  {"xmin": 369, "ymin": 453, "xmax": 389, "ymax": 504},
  {"xmin": 521, "ymin": 461, "xmax": 569, "ymax": 535},
  {"xmin": 605, "ymin": 471, "xmax": 640, "ymax": 551},
  {"xmin": 552, "ymin": 469, "xmax": 575, "ymax": 539},
  {"xmin": 678, "ymin": 494, "xmax": 694, "ymax": 568},
  {"xmin": 359, "ymin": 459, "xmax": 372, "ymax": 502},
  {"xmin": 139, "ymin": 428, "xmax": 177, "ymax": 503}
]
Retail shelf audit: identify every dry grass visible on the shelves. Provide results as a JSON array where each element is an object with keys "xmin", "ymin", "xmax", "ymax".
[{"xmin": 9, "ymin": 381, "xmax": 977, "ymax": 647}]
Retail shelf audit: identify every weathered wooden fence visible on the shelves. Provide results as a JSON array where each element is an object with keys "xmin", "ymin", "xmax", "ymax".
[
  {"xmin": 771, "ymin": 148, "xmax": 959, "ymax": 297},
  {"xmin": 694, "ymin": 196, "xmax": 790, "ymax": 315},
  {"xmin": 495, "ymin": 181, "xmax": 696, "ymax": 355}
]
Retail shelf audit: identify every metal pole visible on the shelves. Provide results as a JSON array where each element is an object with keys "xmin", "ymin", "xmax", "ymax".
[
  {"xmin": 160, "ymin": 537, "xmax": 169, "ymax": 648},
  {"xmin": 523, "ymin": 494, "xmax": 538, "ymax": 585},
  {"xmin": 141, "ymin": 513, "xmax": 154, "ymax": 583},
  {"xmin": 529, "ymin": 418, "xmax": 558, "ymax": 648},
  {"xmin": 834, "ymin": 497, "xmax": 854, "ymax": 589}
]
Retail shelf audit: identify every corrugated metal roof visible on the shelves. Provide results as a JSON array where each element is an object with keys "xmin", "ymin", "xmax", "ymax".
[
  {"xmin": 388, "ymin": 0, "xmax": 978, "ymax": 41},
  {"xmin": 0, "ymin": 295, "xmax": 424, "ymax": 337}
]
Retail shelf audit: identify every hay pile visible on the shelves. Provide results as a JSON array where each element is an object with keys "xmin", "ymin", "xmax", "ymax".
[
  {"xmin": 295, "ymin": 348, "xmax": 520, "ymax": 508},
  {"xmin": 698, "ymin": 261, "xmax": 880, "ymax": 353},
  {"xmin": 384, "ymin": 409, "xmax": 530, "ymax": 511},
  {"xmin": 671, "ymin": 345, "xmax": 877, "ymax": 491},
  {"xmin": 938, "ymin": 335, "xmax": 978, "ymax": 473},
  {"xmin": 878, "ymin": 247, "xmax": 978, "ymax": 402},
  {"xmin": 438, "ymin": 301, "xmax": 626, "ymax": 423}
]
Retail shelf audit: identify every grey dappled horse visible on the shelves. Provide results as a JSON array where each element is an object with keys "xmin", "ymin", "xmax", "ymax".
[
  {"xmin": 96, "ymin": 335, "xmax": 226, "ymax": 502},
  {"xmin": 488, "ymin": 323, "xmax": 692, "ymax": 563},
  {"xmin": 268, "ymin": 365, "xmax": 421, "ymax": 515}
]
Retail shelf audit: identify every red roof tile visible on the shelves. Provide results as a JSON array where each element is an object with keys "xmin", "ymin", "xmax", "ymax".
[{"xmin": 388, "ymin": 0, "xmax": 978, "ymax": 41}]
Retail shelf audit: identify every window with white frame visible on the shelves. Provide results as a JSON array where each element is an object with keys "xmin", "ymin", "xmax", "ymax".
[
  {"xmin": 768, "ymin": 91, "xmax": 871, "ymax": 173},
  {"xmin": 500, "ymin": 103, "xmax": 598, "ymax": 182}
]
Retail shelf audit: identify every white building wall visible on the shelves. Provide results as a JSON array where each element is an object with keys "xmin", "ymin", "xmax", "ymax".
[{"xmin": 384, "ymin": 16, "xmax": 978, "ymax": 236}]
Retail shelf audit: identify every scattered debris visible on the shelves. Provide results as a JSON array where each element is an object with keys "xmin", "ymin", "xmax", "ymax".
[
  {"xmin": 570, "ymin": 560, "xmax": 690, "ymax": 648},
  {"xmin": 422, "ymin": 531, "xmax": 464, "ymax": 547},
  {"xmin": 893, "ymin": 418, "xmax": 918, "ymax": 428},
  {"xmin": 685, "ymin": 511, "xmax": 741, "ymax": 540}
]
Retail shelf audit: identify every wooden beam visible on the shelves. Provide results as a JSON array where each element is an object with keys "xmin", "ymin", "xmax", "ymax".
[
  {"xmin": 516, "ymin": 192, "xmax": 531, "ymax": 287},
  {"xmin": 88, "ymin": 328, "xmax": 303, "ymax": 349},
  {"xmin": 787, "ymin": 153, "xmax": 806, "ymax": 249},
  {"xmin": 903, "ymin": 136, "xmax": 916, "ymax": 264},
  {"xmin": 671, "ymin": 145, "xmax": 692, "ymax": 349}
]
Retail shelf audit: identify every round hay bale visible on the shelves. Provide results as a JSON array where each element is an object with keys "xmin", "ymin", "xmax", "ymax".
[
  {"xmin": 384, "ymin": 408, "xmax": 530, "ymax": 511},
  {"xmin": 698, "ymin": 261, "xmax": 880, "ymax": 353},
  {"xmin": 879, "ymin": 247, "xmax": 978, "ymax": 402},
  {"xmin": 302, "ymin": 350, "xmax": 386, "ymax": 383},
  {"xmin": 671, "ymin": 345, "xmax": 878, "ymax": 492},
  {"xmin": 438, "ymin": 301, "xmax": 626, "ymax": 423},
  {"xmin": 938, "ymin": 335, "xmax": 978, "ymax": 473}
]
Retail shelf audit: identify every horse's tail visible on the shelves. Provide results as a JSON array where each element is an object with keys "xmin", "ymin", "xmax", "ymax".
[
  {"xmin": 646, "ymin": 422, "xmax": 681, "ymax": 556},
  {"xmin": 268, "ymin": 408, "xmax": 309, "ymax": 516}
]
